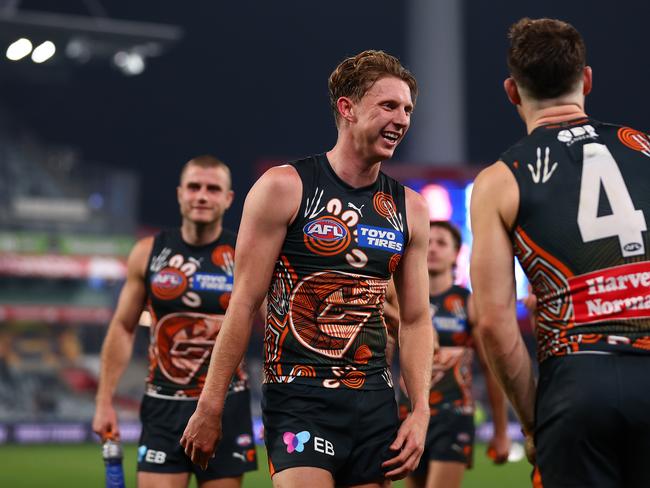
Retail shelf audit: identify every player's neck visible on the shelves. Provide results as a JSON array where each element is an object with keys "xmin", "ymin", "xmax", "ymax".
[
  {"xmin": 428, "ymin": 271, "xmax": 454, "ymax": 296},
  {"xmin": 524, "ymin": 104, "xmax": 587, "ymax": 134},
  {"xmin": 326, "ymin": 142, "xmax": 381, "ymax": 189},
  {"xmin": 181, "ymin": 220, "xmax": 223, "ymax": 246}
]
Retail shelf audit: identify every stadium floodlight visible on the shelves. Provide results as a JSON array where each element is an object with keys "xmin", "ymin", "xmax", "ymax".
[
  {"xmin": 0, "ymin": 10, "xmax": 182, "ymax": 79},
  {"xmin": 6, "ymin": 37, "xmax": 32, "ymax": 61},
  {"xmin": 65, "ymin": 38, "xmax": 91, "ymax": 63},
  {"xmin": 31, "ymin": 40, "xmax": 56, "ymax": 63},
  {"xmin": 112, "ymin": 50, "xmax": 145, "ymax": 76}
]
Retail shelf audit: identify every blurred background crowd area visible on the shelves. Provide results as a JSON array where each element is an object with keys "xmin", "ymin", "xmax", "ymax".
[{"xmin": 0, "ymin": 0, "xmax": 648, "ymax": 446}]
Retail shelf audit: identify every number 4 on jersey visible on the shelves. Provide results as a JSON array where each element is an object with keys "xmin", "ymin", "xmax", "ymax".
[{"xmin": 577, "ymin": 143, "xmax": 647, "ymax": 257}]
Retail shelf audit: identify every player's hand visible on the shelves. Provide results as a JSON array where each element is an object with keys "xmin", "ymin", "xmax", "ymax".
[
  {"xmin": 92, "ymin": 401, "xmax": 119, "ymax": 440},
  {"xmin": 487, "ymin": 433, "xmax": 511, "ymax": 464},
  {"xmin": 523, "ymin": 432, "xmax": 536, "ymax": 465},
  {"xmin": 180, "ymin": 405, "xmax": 222, "ymax": 470},
  {"xmin": 382, "ymin": 407, "xmax": 429, "ymax": 480}
]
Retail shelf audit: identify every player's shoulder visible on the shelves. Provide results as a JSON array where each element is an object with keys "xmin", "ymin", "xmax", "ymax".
[
  {"xmin": 289, "ymin": 153, "xmax": 323, "ymax": 170},
  {"xmin": 132, "ymin": 235, "xmax": 155, "ymax": 257},
  {"xmin": 474, "ymin": 160, "xmax": 514, "ymax": 189},
  {"xmin": 248, "ymin": 164, "xmax": 303, "ymax": 225},
  {"xmin": 403, "ymin": 185, "xmax": 427, "ymax": 213},
  {"xmin": 125, "ymin": 235, "xmax": 155, "ymax": 277},
  {"xmin": 499, "ymin": 131, "xmax": 538, "ymax": 165},
  {"xmin": 400, "ymin": 187, "xmax": 429, "ymax": 245},
  {"xmin": 472, "ymin": 161, "xmax": 519, "ymax": 227},
  {"xmin": 258, "ymin": 163, "xmax": 302, "ymax": 192}
]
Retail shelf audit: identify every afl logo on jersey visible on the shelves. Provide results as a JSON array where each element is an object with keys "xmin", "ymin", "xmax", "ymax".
[
  {"xmin": 624, "ymin": 242, "xmax": 643, "ymax": 253},
  {"xmin": 303, "ymin": 216, "xmax": 351, "ymax": 256},
  {"xmin": 151, "ymin": 267, "xmax": 188, "ymax": 300}
]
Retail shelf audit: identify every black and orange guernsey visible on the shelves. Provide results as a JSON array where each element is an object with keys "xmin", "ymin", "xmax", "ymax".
[
  {"xmin": 399, "ymin": 285, "xmax": 473, "ymax": 419},
  {"xmin": 265, "ymin": 153, "xmax": 409, "ymax": 390},
  {"xmin": 144, "ymin": 228, "xmax": 247, "ymax": 398},
  {"xmin": 501, "ymin": 118, "xmax": 650, "ymax": 361}
]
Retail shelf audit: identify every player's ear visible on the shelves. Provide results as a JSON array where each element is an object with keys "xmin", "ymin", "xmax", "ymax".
[
  {"xmin": 336, "ymin": 97, "xmax": 356, "ymax": 124},
  {"xmin": 225, "ymin": 190, "xmax": 234, "ymax": 210},
  {"xmin": 582, "ymin": 66, "xmax": 592, "ymax": 96},
  {"xmin": 504, "ymin": 77, "xmax": 521, "ymax": 106}
]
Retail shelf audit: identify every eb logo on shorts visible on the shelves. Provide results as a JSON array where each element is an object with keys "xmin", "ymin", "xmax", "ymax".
[
  {"xmin": 282, "ymin": 431, "xmax": 335, "ymax": 456},
  {"xmin": 283, "ymin": 431, "xmax": 310, "ymax": 453},
  {"xmin": 138, "ymin": 445, "xmax": 167, "ymax": 464}
]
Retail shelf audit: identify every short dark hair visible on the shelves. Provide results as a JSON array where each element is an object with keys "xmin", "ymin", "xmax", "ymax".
[
  {"xmin": 328, "ymin": 50, "xmax": 418, "ymax": 126},
  {"xmin": 180, "ymin": 155, "xmax": 231, "ymax": 189},
  {"xmin": 507, "ymin": 17, "xmax": 586, "ymax": 100},
  {"xmin": 430, "ymin": 220, "xmax": 462, "ymax": 252}
]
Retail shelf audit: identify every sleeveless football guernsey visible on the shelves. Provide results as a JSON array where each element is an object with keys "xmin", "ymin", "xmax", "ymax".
[
  {"xmin": 399, "ymin": 285, "xmax": 473, "ymax": 417},
  {"xmin": 144, "ymin": 228, "xmax": 246, "ymax": 398},
  {"xmin": 264, "ymin": 154, "xmax": 409, "ymax": 390},
  {"xmin": 501, "ymin": 118, "xmax": 650, "ymax": 361}
]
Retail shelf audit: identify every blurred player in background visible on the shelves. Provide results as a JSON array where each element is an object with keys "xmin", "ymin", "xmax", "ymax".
[
  {"xmin": 181, "ymin": 50, "xmax": 435, "ymax": 487},
  {"xmin": 93, "ymin": 155, "xmax": 257, "ymax": 488},
  {"xmin": 471, "ymin": 17, "xmax": 650, "ymax": 488},
  {"xmin": 395, "ymin": 221, "xmax": 510, "ymax": 488}
]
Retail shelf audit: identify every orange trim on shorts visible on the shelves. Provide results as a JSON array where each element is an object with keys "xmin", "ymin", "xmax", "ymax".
[
  {"xmin": 532, "ymin": 465, "xmax": 544, "ymax": 488},
  {"xmin": 268, "ymin": 457, "xmax": 276, "ymax": 477}
]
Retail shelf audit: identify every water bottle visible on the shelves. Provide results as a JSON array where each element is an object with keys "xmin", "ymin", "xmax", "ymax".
[{"xmin": 102, "ymin": 438, "xmax": 126, "ymax": 488}]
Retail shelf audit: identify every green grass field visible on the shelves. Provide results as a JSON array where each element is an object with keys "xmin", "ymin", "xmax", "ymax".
[{"xmin": 0, "ymin": 444, "xmax": 532, "ymax": 487}]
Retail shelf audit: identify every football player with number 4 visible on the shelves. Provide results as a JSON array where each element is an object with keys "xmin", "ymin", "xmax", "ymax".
[{"xmin": 470, "ymin": 17, "xmax": 650, "ymax": 488}]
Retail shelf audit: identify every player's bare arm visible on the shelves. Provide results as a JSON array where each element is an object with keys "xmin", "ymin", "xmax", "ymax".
[
  {"xmin": 181, "ymin": 165, "xmax": 302, "ymax": 469},
  {"xmin": 469, "ymin": 162, "xmax": 536, "ymax": 458},
  {"xmin": 468, "ymin": 293, "xmax": 511, "ymax": 464},
  {"xmin": 93, "ymin": 237, "xmax": 152, "ymax": 440},
  {"xmin": 383, "ymin": 188, "xmax": 435, "ymax": 479}
]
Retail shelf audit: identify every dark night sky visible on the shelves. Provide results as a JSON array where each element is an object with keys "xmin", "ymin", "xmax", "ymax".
[
  {"xmin": 465, "ymin": 2, "xmax": 650, "ymax": 165},
  {"xmin": 3, "ymin": 1, "xmax": 649, "ymax": 231}
]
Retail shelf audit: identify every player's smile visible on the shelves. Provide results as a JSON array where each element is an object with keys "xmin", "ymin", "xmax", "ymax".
[{"xmin": 381, "ymin": 130, "xmax": 402, "ymax": 146}]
